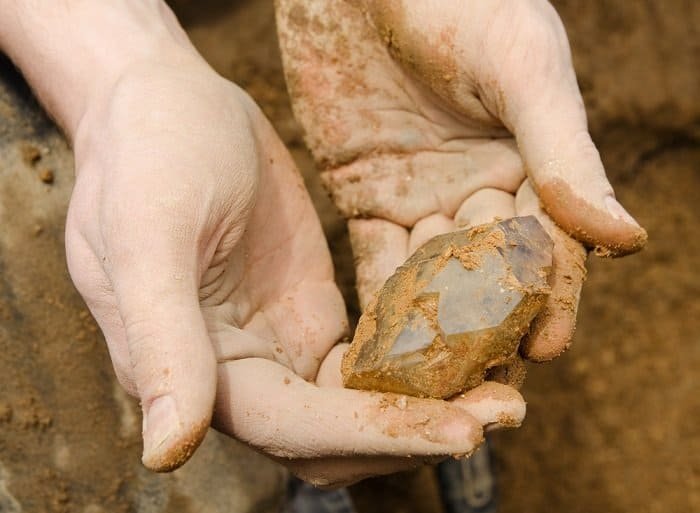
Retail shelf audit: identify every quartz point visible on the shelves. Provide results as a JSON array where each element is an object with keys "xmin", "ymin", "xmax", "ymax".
[{"xmin": 342, "ymin": 216, "xmax": 554, "ymax": 399}]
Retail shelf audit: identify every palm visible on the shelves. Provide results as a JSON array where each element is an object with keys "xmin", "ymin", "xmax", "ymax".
[{"xmin": 198, "ymin": 111, "xmax": 347, "ymax": 382}]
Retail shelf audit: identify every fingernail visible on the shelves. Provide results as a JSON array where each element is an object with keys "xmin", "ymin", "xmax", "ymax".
[
  {"xmin": 142, "ymin": 395, "xmax": 181, "ymax": 462},
  {"xmin": 605, "ymin": 196, "xmax": 641, "ymax": 228}
]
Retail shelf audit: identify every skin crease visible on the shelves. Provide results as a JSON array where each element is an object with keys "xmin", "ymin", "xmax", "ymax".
[
  {"xmin": 275, "ymin": 0, "xmax": 646, "ymax": 367},
  {"xmin": 0, "ymin": 0, "xmax": 526, "ymax": 485}
]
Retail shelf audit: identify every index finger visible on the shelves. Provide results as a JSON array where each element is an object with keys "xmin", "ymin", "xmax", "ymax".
[{"xmin": 213, "ymin": 358, "xmax": 484, "ymax": 459}]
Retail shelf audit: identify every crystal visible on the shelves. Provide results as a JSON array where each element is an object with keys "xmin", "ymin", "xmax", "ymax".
[{"xmin": 342, "ymin": 216, "xmax": 554, "ymax": 398}]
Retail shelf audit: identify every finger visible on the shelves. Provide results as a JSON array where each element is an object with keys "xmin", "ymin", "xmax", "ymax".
[
  {"xmin": 107, "ymin": 228, "xmax": 216, "ymax": 472},
  {"xmin": 453, "ymin": 188, "xmax": 516, "ymax": 228},
  {"xmin": 515, "ymin": 180, "xmax": 587, "ymax": 361},
  {"xmin": 316, "ymin": 342, "xmax": 349, "ymax": 388},
  {"xmin": 408, "ymin": 213, "xmax": 455, "ymax": 254},
  {"xmin": 348, "ymin": 218, "xmax": 409, "ymax": 310},
  {"xmin": 453, "ymin": 382, "xmax": 526, "ymax": 431},
  {"xmin": 494, "ymin": 22, "xmax": 647, "ymax": 255},
  {"xmin": 214, "ymin": 358, "xmax": 484, "ymax": 459}
]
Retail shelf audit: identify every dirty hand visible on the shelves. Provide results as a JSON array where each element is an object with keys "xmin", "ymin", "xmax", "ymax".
[
  {"xmin": 0, "ymin": 1, "xmax": 525, "ymax": 483},
  {"xmin": 276, "ymin": 0, "xmax": 647, "ymax": 360}
]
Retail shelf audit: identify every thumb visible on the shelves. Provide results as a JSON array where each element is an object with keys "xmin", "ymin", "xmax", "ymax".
[
  {"xmin": 499, "ymin": 39, "xmax": 646, "ymax": 256},
  {"xmin": 109, "ymin": 231, "xmax": 216, "ymax": 472}
]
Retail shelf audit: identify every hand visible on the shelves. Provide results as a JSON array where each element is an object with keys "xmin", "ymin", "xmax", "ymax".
[
  {"xmin": 64, "ymin": 55, "xmax": 524, "ymax": 483},
  {"xmin": 7, "ymin": 1, "xmax": 522, "ymax": 481},
  {"xmin": 63, "ymin": 57, "xmax": 341, "ymax": 469},
  {"xmin": 275, "ymin": 0, "xmax": 647, "ymax": 361}
]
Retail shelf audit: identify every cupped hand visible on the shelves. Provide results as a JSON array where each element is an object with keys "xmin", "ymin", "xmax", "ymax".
[
  {"xmin": 65, "ymin": 58, "xmax": 523, "ymax": 482},
  {"xmin": 276, "ymin": 0, "xmax": 647, "ymax": 361}
]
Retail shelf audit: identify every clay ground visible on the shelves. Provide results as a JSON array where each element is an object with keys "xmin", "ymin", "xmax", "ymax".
[{"xmin": 0, "ymin": 1, "xmax": 698, "ymax": 512}]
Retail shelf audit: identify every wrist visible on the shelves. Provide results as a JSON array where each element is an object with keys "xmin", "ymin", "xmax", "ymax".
[{"xmin": 0, "ymin": 0, "xmax": 206, "ymax": 138}]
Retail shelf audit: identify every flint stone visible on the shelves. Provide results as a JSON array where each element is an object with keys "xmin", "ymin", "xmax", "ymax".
[{"xmin": 342, "ymin": 216, "xmax": 554, "ymax": 398}]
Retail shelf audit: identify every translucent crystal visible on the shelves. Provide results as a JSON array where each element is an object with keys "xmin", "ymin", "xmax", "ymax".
[{"xmin": 342, "ymin": 216, "xmax": 554, "ymax": 398}]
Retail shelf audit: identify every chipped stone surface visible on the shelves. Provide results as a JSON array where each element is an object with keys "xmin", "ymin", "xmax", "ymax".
[{"xmin": 343, "ymin": 217, "xmax": 553, "ymax": 398}]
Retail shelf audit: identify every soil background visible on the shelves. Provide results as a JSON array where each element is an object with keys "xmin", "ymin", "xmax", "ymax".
[{"xmin": 1, "ymin": 1, "xmax": 698, "ymax": 512}]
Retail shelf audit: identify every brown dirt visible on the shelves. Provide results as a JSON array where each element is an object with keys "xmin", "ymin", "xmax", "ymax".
[{"xmin": 0, "ymin": 1, "xmax": 698, "ymax": 512}]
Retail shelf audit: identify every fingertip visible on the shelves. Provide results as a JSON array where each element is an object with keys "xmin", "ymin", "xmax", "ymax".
[
  {"xmin": 408, "ymin": 213, "xmax": 455, "ymax": 254},
  {"xmin": 133, "ymin": 337, "xmax": 216, "ymax": 471},
  {"xmin": 536, "ymin": 178, "xmax": 647, "ymax": 256},
  {"xmin": 453, "ymin": 187, "xmax": 516, "ymax": 229},
  {"xmin": 597, "ymin": 196, "xmax": 649, "ymax": 256},
  {"xmin": 348, "ymin": 218, "xmax": 409, "ymax": 310},
  {"xmin": 520, "ymin": 304, "xmax": 575, "ymax": 362},
  {"xmin": 141, "ymin": 395, "xmax": 210, "ymax": 472},
  {"xmin": 435, "ymin": 410, "xmax": 484, "ymax": 449},
  {"xmin": 512, "ymin": 88, "xmax": 646, "ymax": 255},
  {"xmin": 454, "ymin": 382, "xmax": 526, "ymax": 431},
  {"xmin": 316, "ymin": 343, "xmax": 350, "ymax": 388}
]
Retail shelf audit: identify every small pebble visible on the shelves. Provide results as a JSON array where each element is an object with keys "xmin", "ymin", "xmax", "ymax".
[
  {"xmin": 21, "ymin": 143, "xmax": 41, "ymax": 166},
  {"xmin": 39, "ymin": 168, "xmax": 54, "ymax": 184}
]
